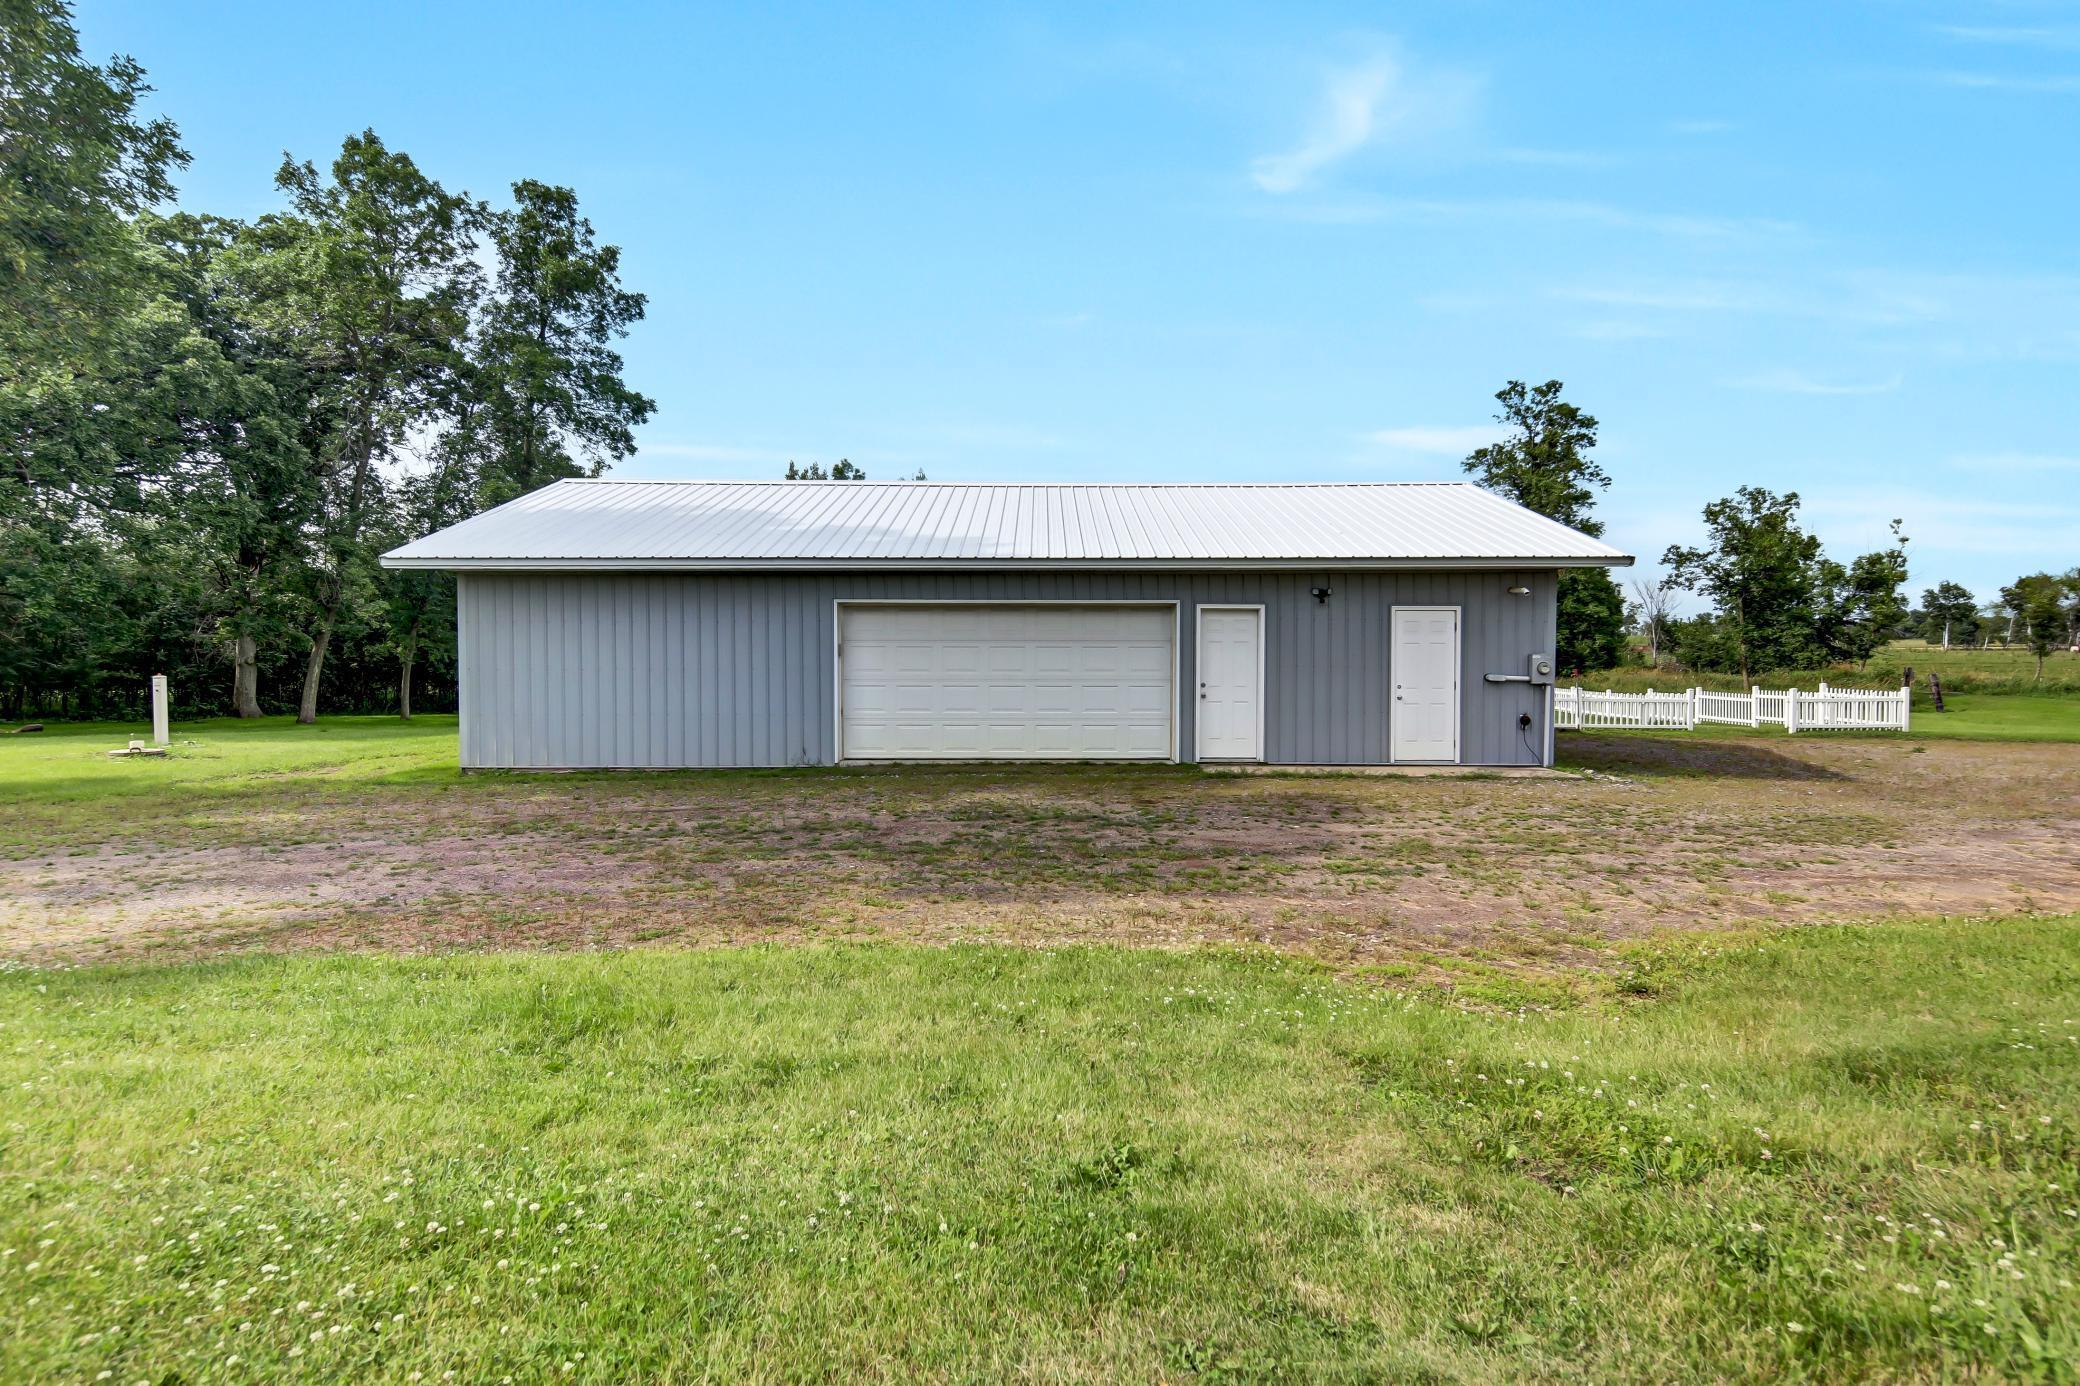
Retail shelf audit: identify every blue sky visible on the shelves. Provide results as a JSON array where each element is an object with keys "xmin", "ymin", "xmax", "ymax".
[{"xmin": 85, "ymin": 1, "xmax": 2080, "ymax": 604}]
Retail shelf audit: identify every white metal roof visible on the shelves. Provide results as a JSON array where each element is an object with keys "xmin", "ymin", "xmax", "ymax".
[{"xmin": 380, "ymin": 479, "xmax": 1633, "ymax": 571}]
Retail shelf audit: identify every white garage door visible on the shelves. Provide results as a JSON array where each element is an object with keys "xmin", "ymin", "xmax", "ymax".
[{"xmin": 839, "ymin": 605, "xmax": 1174, "ymax": 760}]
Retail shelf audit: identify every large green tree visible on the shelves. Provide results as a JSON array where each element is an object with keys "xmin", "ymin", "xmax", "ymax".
[
  {"xmin": 2004, "ymin": 573, "xmax": 2068, "ymax": 681},
  {"xmin": 226, "ymin": 131, "xmax": 479, "ymax": 723},
  {"xmin": 1919, "ymin": 580, "xmax": 1979, "ymax": 649},
  {"xmin": 1812, "ymin": 520, "xmax": 1909, "ymax": 671},
  {"xmin": 142, "ymin": 212, "xmax": 328, "ymax": 715},
  {"xmin": 0, "ymin": 0, "xmax": 185, "ymax": 373},
  {"xmin": 1660, "ymin": 487, "xmax": 1825, "ymax": 679},
  {"xmin": 1461, "ymin": 379, "xmax": 1626, "ymax": 673},
  {"xmin": 466, "ymin": 180, "xmax": 653, "ymax": 505}
]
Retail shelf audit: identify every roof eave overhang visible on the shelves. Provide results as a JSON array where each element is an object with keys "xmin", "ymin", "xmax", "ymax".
[{"xmin": 380, "ymin": 555, "xmax": 1635, "ymax": 572}]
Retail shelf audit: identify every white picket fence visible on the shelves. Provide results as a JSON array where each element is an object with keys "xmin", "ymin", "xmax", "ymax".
[{"xmin": 1554, "ymin": 683, "xmax": 1910, "ymax": 734}]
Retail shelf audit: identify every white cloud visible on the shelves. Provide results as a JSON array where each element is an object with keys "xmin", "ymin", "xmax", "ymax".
[
  {"xmin": 1243, "ymin": 196, "xmax": 1797, "ymax": 241},
  {"xmin": 1934, "ymin": 25, "xmax": 2080, "ymax": 51},
  {"xmin": 1726, "ymin": 369, "xmax": 1903, "ymax": 396},
  {"xmin": 1571, "ymin": 319, "xmax": 1670, "ymax": 342},
  {"xmin": 1365, "ymin": 425, "xmax": 1504, "ymax": 455},
  {"xmin": 1491, "ymin": 147, "xmax": 1620, "ymax": 169},
  {"xmin": 1249, "ymin": 51, "xmax": 1478, "ymax": 193},
  {"xmin": 1669, "ymin": 118, "xmax": 1734, "ymax": 135},
  {"xmin": 1799, "ymin": 487, "xmax": 2080, "ymax": 557},
  {"xmin": 1931, "ymin": 70, "xmax": 2080, "ymax": 93},
  {"xmin": 1251, "ymin": 57, "xmax": 1400, "ymax": 193}
]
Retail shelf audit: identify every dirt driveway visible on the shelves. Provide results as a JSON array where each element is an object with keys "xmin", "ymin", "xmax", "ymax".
[{"xmin": 6, "ymin": 733, "xmax": 2078, "ymax": 974}]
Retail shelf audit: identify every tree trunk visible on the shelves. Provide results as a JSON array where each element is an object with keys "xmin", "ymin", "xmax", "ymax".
[
  {"xmin": 233, "ymin": 633, "xmax": 262, "ymax": 718},
  {"xmin": 297, "ymin": 616, "xmax": 333, "ymax": 725},
  {"xmin": 1941, "ymin": 619, "xmax": 1950, "ymax": 649},
  {"xmin": 398, "ymin": 640, "xmax": 416, "ymax": 721}
]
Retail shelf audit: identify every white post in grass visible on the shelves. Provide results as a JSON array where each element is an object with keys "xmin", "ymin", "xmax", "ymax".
[
  {"xmin": 1750, "ymin": 685, "xmax": 1761, "ymax": 729},
  {"xmin": 150, "ymin": 674, "xmax": 170, "ymax": 747},
  {"xmin": 1786, "ymin": 688, "xmax": 1799, "ymax": 735}
]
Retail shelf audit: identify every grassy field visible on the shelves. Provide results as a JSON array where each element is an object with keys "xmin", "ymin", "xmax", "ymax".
[
  {"xmin": 3, "ymin": 718, "xmax": 2079, "ymax": 1379},
  {"xmin": 1571, "ymin": 639, "xmax": 2080, "ymax": 697},
  {"xmin": 1595, "ymin": 693, "xmax": 2080, "ymax": 745},
  {"xmin": 4, "ymin": 920, "xmax": 2076, "ymax": 1382}
]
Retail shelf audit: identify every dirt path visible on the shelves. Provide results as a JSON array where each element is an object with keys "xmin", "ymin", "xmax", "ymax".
[{"xmin": 6, "ymin": 734, "xmax": 2078, "ymax": 969}]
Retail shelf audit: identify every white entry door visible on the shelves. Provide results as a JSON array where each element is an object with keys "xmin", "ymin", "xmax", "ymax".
[
  {"xmin": 1195, "ymin": 606, "xmax": 1262, "ymax": 760},
  {"xmin": 1391, "ymin": 606, "xmax": 1460, "ymax": 763},
  {"xmin": 839, "ymin": 604, "xmax": 1174, "ymax": 760}
]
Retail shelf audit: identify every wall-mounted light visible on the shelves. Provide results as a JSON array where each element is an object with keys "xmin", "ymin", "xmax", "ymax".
[
  {"xmin": 1506, "ymin": 584, "xmax": 1531, "ymax": 596},
  {"xmin": 1310, "ymin": 586, "xmax": 1332, "ymax": 604}
]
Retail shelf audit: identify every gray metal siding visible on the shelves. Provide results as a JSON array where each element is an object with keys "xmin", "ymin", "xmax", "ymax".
[{"xmin": 457, "ymin": 570, "xmax": 1557, "ymax": 769}]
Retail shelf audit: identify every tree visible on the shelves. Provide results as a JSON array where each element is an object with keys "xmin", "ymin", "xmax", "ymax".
[
  {"xmin": 2005, "ymin": 573, "xmax": 2066, "ymax": 681},
  {"xmin": 225, "ymin": 130, "xmax": 479, "ymax": 723},
  {"xmin": 2060, "ymin": 568, "xmax": 2080, "ymax": 649},
  {"xmin": 1920, "ymin": 580, "xmax": 1978, "ymax": 649},
  {"xmin": 139, "ymin": 212, "xmax": 326, "ymax": 715},
  {"xmin": 1660, "ymin": 487, "xmax": 1824, "ymax": 679},
  {"xmin": 1812, "ymin": 521, "xmax": 1909, "ymax": 671},
  {"xmin": 467, "ymin": 181, "xmax": 654, "ymax": 506},
  {"xmin": 378, "ymin": 466, "xmax": 473, "ymax": 719},
  {"xmin": 1462, "ymin": 380, "xmax": 1607, "ymax": 530},
  {"xmin": 1628, "ymin": 577, "xmax": 1676, "ymax": 666},
  {"xmin": 1558, "ymin": 567, "xmax": 1628, "ymax": 671},
  {"xmin": 0, "ymin": 0, "xmax": 186, "ymax": 372},
  {"xmin": 786, "ymin": 459, "xmax": 867, "ymax": 479},
  {"xmin": 1461, "ymin": 379, "xmax": 1625, "ymax": 672}
]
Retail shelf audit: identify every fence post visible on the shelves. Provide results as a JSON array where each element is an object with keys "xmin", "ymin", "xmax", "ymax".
[
  {"xmin": 1689, "ymin": 687, "xmax": 1699, "ymax": 729},
  {"xmin": 1786, "ymin": 689, "xmax": 1799, "ymax": 734},
  {"xmin": 1817, "ymin": 681, "xmax": 1829, "ymax": 730},
  {"xmin": 1750, "ymin": 685, "xmax": 1761, "ymax": 729}
]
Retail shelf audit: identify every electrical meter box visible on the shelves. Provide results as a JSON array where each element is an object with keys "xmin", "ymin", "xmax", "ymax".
[{"xmin": 1528, "ymin": 653, "xmax": 1555, "ymax": 685}]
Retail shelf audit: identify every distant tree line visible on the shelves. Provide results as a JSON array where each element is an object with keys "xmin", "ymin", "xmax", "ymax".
[
  {"xmin": 1899, "ymin": 573, "xmax": 2080, "ymax": 677},
  {"xmin": 1, "ymin": 2, "xmax": 652, "ymax": 721},
  {"xmin": 1633, "ymin": 507, "xmax": 2076, "ymax": 682}
]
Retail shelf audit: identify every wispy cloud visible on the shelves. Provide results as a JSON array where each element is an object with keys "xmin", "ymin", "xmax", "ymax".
[
  {"xmin": 1251, "ymin": 57, "xmax": 1399, "ymax": 193},
  {"xmin": 1491, "ymin": 147, "xmax": 1621, "ymax": 169},
  {"xmin": 1571, "ymin": 319, "xmax": 1671, "ymax": 342},
  {"xmin": 1249, "ymin": 50, "xmax": 1478, "ymax": 193},
  {"xmin": 1929, "ymin": 70, "xmax": 2080, "ymax": 93},
  {"xmin": 1800, "ymin": 487, "xmax": 2080, "ymax": 556},
  {"xmin": 1365, "ymin": 425, "xmax": 1502, "ymax": 455},
  {"xmin": 1934, "ymin": 24, "xmax": 2080, "ymax": 51},
  {"xmin": 1245, "ymin": 195, "xmax": 1797, "ymax": 240},
  {"xmin": 1727, "ymin": 368, "xmax": 1903, "ymax": 396},
  {"xmin": 1669, "ymin": 118, "xmax": 1734, "ymax": 135}
]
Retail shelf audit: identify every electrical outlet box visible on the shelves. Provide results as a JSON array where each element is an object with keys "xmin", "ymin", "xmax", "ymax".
[{"xmin": 1528, "ymin": 653, "xmax": 1554, "ymax": 685}]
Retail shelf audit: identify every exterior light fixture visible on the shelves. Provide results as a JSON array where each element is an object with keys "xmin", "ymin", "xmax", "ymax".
[
  {"xmin": 1506, "ymin": 584, "xmax": 1531, "ymax": 596},
  {"xmin": 1310, "ymin": 586, "xmax": 1332, "ymax": 604}
]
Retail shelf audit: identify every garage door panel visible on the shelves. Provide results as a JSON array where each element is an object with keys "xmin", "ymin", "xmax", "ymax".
[{"xmin": 841, "ymin": 605, "xmax": 1175, "ymax": 760}]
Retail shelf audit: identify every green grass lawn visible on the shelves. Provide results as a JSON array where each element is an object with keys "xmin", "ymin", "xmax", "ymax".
[
  {"xmin": 0, "ymin": 715, "xmax": 463, "ymax": 803},
  {"xmin": 1902, "ymin": 693, "xmax": 2080, "ymax": 742},
  {"xmin": 1555, "ymin": 692, "xmax": 2080, "ymax": 748},
  {"xmin": 1572, "ymin": 639, "xmax": 2080, "ymax": 697},
  {"xmin": 4, "ymin": 921, "xmax": 2077, "ymax": 1382}
]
